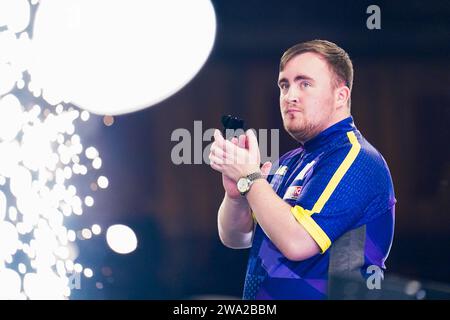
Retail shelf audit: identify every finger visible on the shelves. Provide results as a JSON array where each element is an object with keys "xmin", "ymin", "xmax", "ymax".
[
  {"xmin": 210, "ymin": 145, "xmax": 226, "ymax": 160},
  {"xmin": 210, "ymin": 160, "xmax": 222, "ymax": 172},
  {"xmin": 261, "ymin": 161, "xmax": 273, "ymax": 178},
  {"xmin": 238, "ymin": 134, "xmax": 246, "ymax": 149},
  {"xmin": 246, "ymin": 129, "xmax": 259, "ymax": 154},
  {"xmin": 231, "ymin": 137, "xmax": 238, "ymax": 145},
  {"xmin": 209, "ymin": 154, "xmax": 225, "ymax": 165},
  {"xmin": 210, "ymin": 141, "xmax": 225, "ymax": 155},
  {"xmin": 222, "ymin": 138, "xmax": 239, "ymax": 156},
  {"xmin": 213, "ymin": 129, "xmax": 225, "ymax": 148}
]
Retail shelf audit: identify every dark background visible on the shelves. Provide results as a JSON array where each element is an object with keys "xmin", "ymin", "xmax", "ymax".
[{"xmin": 70, "ymin": 0, "xmax": 450, "ymax": 299}]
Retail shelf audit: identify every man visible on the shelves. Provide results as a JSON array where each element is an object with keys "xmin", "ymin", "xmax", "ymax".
[{"xmin": 209, "ymin": 40, "xmax": 396, "ymax": 299}]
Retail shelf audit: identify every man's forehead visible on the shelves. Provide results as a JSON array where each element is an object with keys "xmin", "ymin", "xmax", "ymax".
[{"xmin": 279, "ymin": 52, "xmax": 329, "ymax": 79}]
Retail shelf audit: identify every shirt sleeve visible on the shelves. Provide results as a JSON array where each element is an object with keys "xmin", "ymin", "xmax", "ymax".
[{"xmin": 290, "ymin": 133, "xmax": 393, "ymax": 253}]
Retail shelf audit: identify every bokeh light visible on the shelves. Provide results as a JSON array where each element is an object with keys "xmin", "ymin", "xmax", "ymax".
[
  {"xmin": 1, "ymin": 0, "xmax": 206, "ymax": 300},
  {"xmin": 0, "ymin": 3, "xmax": 112, "ymax": 298},
  {"xmin": 106, "ymin": 224, "xmax": 138, "ymax": 254}
]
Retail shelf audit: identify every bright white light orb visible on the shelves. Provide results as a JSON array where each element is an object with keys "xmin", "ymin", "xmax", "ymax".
[
  {"xmin": 80, "ymin": 111, "xmax": 90, "ymax": 122},
  {"xmin": 0, "ymin": 0, "xmax": 31, "ymax": 33},
  {"xmin": 0, "ymin": 221, "xmax": 19, "ymax": 259},
  {"xmin": 85, "ymin": 147, "xmax": 98, "ymax": 160},
  {"xmin": 0, "ymin": 94, "xmax": 24, "ymax": 141},
  {"xmin": 0, "ymin": 268, "xmax": 22, "ymax": 299},
  {"xmin": 91, "ymin": 224, "xmax": 101, "ymax": 235},
  {"xmin": 84, "ymin": 196, "xmax": 94, "ymax": 207},
  {"xmin": 92, "ymin": 157, "xmax": 102, "ymax": 169},
  {"xmin": 23, "ymin": 271, "xmax": 66, "ymax": 300},
  {"xmin": 0, "ymin": 191, "xmax": 6, "ymax": 221},
  {"xmin": 97, "ymin": 176, "xmax": 109, "ymax": 189},
  {"xmin": 31, "ymin": 0, "xmax": 217, "ymax": 115},
  {"xmin": 74, "ymin": 263, "xmax": 82, "ymax": 273},
  {"xmin": 106, "ymin": 224, "xmax": 138, "ymax": 254},
  {"xmin": 81, "ymin": 228, "xmax": 92, "ymax": 239},
  {"xmin": 83, "ymin": 268, "xmax": 93, "ymax": 278},
  {"xmin": 0, "ymin": 63, "xmax": 20, "ymax": 96},
  {"xmin": 18, "ymin": 263, "xmax": 27, "ymax": 274},
  {"xmin": 10, "ymin": 166, "xmax": 32, "ymax": 198},
  {"xmin": 8, "ymin": 206, "xmax": 18, "ymax": 221}
]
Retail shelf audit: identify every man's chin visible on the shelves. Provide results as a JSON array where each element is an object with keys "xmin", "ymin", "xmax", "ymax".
[{"xmin": 285, "ymin": 122, "xmax": 318, "ymax": 143}]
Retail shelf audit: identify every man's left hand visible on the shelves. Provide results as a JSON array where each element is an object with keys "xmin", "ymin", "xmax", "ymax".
[{"xmin": 209, "ymin": 129, "xmax": 261, "ymax": 181}]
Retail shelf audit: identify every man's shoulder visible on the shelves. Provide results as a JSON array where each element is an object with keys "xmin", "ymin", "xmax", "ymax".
[
  {"xmin": 317, "ymin": 130, "xmax": 393, "ymax": 179},
  {"xmin": 354, "ymin": 132, "xmax": 392, "ymax": 173},
  {"xmin": 328, "ymin": 130, "xmax": 385, "ymax": 159}
]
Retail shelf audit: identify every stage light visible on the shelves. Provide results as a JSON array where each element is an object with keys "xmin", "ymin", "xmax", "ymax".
[
  {"xmin": 0, "ymin": 81, "xmax": 108, "ymax": 300},
  {"xmin": 83, "ymin": 268, "xmax": 93, "ymax": 278},
  {"xmin": 106, "ymin": 224, "xmax": 138, "ymax": 254},
  {"xmin": 0, "ymin": 94, "xmax": 23, "ymax": 142},
  {"xmin": 23, "ymin": 271, "xmax": 67, "ymax": 300},
  {"xmin": 0, "ymin": 0, "xmax": 196, "ymax": 300},
  {"xmin": 0, "ymin": 268, "xmax": 22, "ymax": 299},
  {"xmin": 0, "ymin": 221, "xmax": 19, "ymax": 260},
  {"xmin": 84, "ymin": 196, "xmax": 94, "ymax": 207},
  {"xmin": 92, "ymin": 157, "xmax": 102, "ymax": 170},
  {"xmin": 85, "ymin": 147, "xmax": 99, "ymax": 160},
  {"xmin": 30, "ymin": 0, "xmax": 217, "ymax": 115},
  {"xmin": 81, "ymin": 228, "xmax": 92, "ymax": 240},
  {"xmin": 91, "ymin": 224, "xmax": 102, "ymax": 235},
  {"xmin": 97, "ymin": 176, "xmax": 109, "ymax": 189},
  {"xmin": 0, "ymin": 0, "xmax": 30, "ymax": 33},
  {"xmin": 0, "ymin": 191, "xmax": 6, "ymax": 221}
]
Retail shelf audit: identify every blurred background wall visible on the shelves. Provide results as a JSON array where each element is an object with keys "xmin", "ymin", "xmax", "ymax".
[{"xmin": 72, "ymin": 0, "xmax": 450, "ymax": 299}]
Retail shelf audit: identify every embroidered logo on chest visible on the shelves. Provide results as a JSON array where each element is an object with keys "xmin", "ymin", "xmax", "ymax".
[{"xmin": 283, "ymin": 186, "xmax": 303, "ymax": 200}]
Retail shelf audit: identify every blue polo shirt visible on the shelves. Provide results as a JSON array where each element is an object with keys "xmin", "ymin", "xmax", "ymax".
[{"xmin": 243, "ymin": 116, "xmax": 396, "ymax": 299}]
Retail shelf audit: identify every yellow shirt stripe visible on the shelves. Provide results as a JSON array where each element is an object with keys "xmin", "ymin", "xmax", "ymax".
[
  {"xmin": 311, "ymin": 131, "xmax": 361, "ymax": 214},
  {"xmin": 291, "ymin": 205, "xmax": 331, "ymax": 253},
  {"xmin": 291, "ymin": 131, "xmax": 361, "ymax": 253}
]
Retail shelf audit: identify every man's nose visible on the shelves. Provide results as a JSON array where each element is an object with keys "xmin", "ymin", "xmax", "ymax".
[{"xmin": 286, "ymin": 86, "xmax": 299, "ymax": 103}]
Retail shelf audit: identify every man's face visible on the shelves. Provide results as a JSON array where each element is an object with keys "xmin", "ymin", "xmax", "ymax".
[{"xmin": 278, "ymin": 52, "xmax": 337, "ymax": 143}]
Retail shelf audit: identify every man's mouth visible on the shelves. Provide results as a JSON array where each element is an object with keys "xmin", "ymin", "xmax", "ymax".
[{"xmin": 285, "ymin": 108, "xmax": 301, "ymax": 115}]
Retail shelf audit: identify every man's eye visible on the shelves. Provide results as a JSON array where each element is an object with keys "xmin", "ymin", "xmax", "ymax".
[
  {"xmin": 280, "ymin": 83, "xmax": 288, "ymax": 90},
  {"xmin": 301, "ymin": 82, "xmax": 311, "ymax": 88}
]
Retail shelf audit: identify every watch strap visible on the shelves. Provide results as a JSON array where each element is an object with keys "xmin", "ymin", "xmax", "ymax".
[{"xmin": 247, "ymin": 171, "xmax": 263, "ymax": 182}]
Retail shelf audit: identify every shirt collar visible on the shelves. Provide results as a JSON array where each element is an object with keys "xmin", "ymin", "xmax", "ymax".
[{"xmin": 303, "ymin": 116, "xmax": 356, "ymax": 152}]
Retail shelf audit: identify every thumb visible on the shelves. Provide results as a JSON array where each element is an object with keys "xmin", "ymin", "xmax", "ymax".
[{"xmin": 260, "ymin": 161, "xmax": 272, "ymax": 178}]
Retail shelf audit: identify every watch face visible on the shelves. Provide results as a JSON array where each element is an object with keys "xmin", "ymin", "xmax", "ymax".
[{"xmin": 237, "ymin": 177, "xmax": 250, "ymax": 193}]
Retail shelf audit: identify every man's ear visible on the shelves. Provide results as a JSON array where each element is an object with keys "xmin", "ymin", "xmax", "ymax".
[{"xmin": 335, "ymin": 85, "xmax": 350, "ymax": 109}]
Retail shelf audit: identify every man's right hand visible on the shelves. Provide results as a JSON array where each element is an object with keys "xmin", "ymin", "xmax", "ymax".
[{"xmin": 221, "ymin": 135, "xmax": 272, "ymax": 200}]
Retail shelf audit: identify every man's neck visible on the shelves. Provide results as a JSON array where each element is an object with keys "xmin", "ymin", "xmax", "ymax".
[{"xmin": 301, "ymin": 111, "xmax": 351, "ymax": 145}]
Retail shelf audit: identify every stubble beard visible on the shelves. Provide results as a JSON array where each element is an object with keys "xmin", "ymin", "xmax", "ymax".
[
  {"xmin": 284, "ymin": 119, "xmax": 318, "ymax": 144},
  {"xmin": 283, "ymin": 111, "xmax": 330, "ymax": 144}
]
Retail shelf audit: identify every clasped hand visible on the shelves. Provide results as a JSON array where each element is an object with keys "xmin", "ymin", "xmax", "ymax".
[{"xmin": 209, "ymin": 129, "xmax": 261, "ymax": 182}]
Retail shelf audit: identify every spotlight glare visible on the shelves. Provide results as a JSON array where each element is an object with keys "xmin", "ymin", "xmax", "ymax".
[
  {"xmin": 30, "ymin": 0, "xmax": 217, "ymax": 115},
  {"xmin": 92, "ymin": 157, "xmax": 102, "ymax": 170},
  {"xmin": 97, "ymin": 176, "xmax": 109, "ymax": 189},
  {"xmin": 83, "ymin": 268, "xmax": 93, "ymax": 278},
  {"xmin": 84, "ymin": 196, "xmax": 94, "ymax": 207},
  {"xmin": 91, "ymin": 224, "xmax": 101, "ymax": 235},
  {"xmin": 106, "ymin": 224, "xmax": 138, "ymax": 254},
  {"xmin": 0, "ymin": 268, "xmax": 22, "ymax": 299}
]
